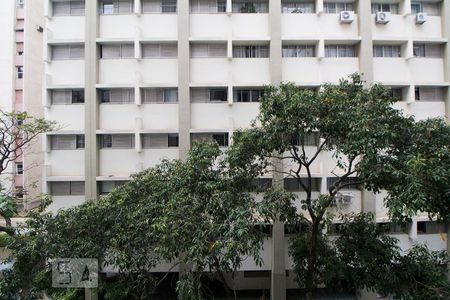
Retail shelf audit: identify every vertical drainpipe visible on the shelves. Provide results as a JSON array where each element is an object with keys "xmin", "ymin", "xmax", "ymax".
[{"xmin": 269, "ymin": 1, "xmax": 286, "ymax": 299}]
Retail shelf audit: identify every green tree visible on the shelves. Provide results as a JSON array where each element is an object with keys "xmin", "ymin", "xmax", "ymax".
[
  {"xmin": 0, "ymin": 142, "xmax": 265, "ymax": 300},
  {"xmin": 232, "ymin": 74, "xmax": 449, "ymax": 298},
  {"xmin": 0, "ymin": 111, "xmax": 56, "ymax": 232}
]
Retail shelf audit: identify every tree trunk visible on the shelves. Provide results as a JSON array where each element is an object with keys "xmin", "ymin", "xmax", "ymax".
[
  {"xmin": 305, "ymin": 221, "xmax": 319, "ymax": 300},
  {"xmin": 216, "ymin": 267, "xmax": 234, "ymax": 300}
]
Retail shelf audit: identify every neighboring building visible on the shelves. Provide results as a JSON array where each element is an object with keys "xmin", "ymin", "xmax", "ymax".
[
  {"xmin": 0, "ymin": 0, "xmax": 45, "ymax": 212},
  {"xmin": 39, "ymin": 0, "xmax": 450, "ymax": 297}
]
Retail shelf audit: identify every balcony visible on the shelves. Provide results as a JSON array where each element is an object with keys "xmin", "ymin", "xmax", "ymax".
[
  {"xmin": 99, "ymin": 148, "xmax": 179, "ymax": 177},
  {"xmin": 409, "ymin": 101, "xmax": 446, "ymax": 121},
  {"xmin": 48, "ymin": 196, "xmax": 86, "ymax": 213},
  {"xmin": 282, "ymin": 13, "xmax": 359, "ymax": 39},
  {"xmin": 190, "ymin": 14, "xmax": 230, "ymax": 39},
  {"xmin": 409, "ymin": 15, "xmax": 443, "ymax": 40},
  {"xmin": 140, "ymin": 59, "xmax": 178, "ymax": 85},
  {"xmin": 409, "ymin": 58, "xmax": 445, "ymax": 83},
  {"xmin": 47, "ymin": 150, "xmax": 84, "ymax": 177},
  {"xmin": 190, "ymin": 58, "xmax": 229, "ymax": 85},
  {"xmin": 47, "ymin": 16, "xmax": 85, "ymax": 40},
  {"xmin": 98, "ymin": 104, "xmax": 179, "ymax": 131},
  {"xmin": 99, "ymin": 59, "xmax": 137, "ymax": 85},
  {"xmin": 47, "ymin": 60, "xmax": 85, "ymax": 86},
  {"xmin": 320, "ymin": 58, "xmax": 359, "ymax": 83},
  {"xmin": 231, "ymin": 103, "xmax": 259, "ymax": 129},
  {"xmin": 46, "ymin": 105, "xmax": 85, "ymax": 131},
  {"xmin": 191, "ymin": 103, "xmax": 231, "ymax": 130},
  {"xmin": 373, "ymin": 58, "xmax": 409, "ymax": 84},
  {"xmin": 232, "ymin": 58, "xmax": 270, "ymax": 85},
  {"xmin": 372, "ymin": 14, "xmax": 406, "ymax": 40},
  {"xmin": 231, "ymin": 14, "xmax": 269, "ymax": 39},
  {"xmin": 282, "ymin": 57, "xmax": 320, "ymax": 84}
]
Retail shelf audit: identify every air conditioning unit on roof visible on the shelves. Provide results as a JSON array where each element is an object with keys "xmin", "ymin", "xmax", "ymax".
[
  {"xmin": 340, "ymin": 11, "xmax": 355, "ymax": 23},
  {"xmin": 376, "ymin": 11, "xmax": 391, "ymax": 24}
]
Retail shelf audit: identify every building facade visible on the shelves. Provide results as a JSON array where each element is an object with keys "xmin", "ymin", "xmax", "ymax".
[
  {"xmin": 41, "ymin": 0, "xmax": 449, "ymax": 297},
  {"xmin": 0, "ymin": 0, "xmax": 45, "ymax": 212}
]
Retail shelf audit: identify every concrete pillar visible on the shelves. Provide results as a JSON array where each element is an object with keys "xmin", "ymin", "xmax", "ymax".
[
  {"xmin": 357, "ymin": 0, "xmax": 374, "ymax": 84},
  {"xmin": 361, "ymin": 190, "xmax": 376, "ymax": 214},
  {"xmin": 442, "ymin": 0, "xmax": 450, "ymax": 123},
  {"xmin": 178, "ymin": 0, "xmax": 190, "ymax": 160},
  {"xmin": 84, "ymin": 0, "xmax": 99, "ymax": 200},
  {"xmin": 269, "ymin": 0, "xmax": 286, "ymax": 299}
]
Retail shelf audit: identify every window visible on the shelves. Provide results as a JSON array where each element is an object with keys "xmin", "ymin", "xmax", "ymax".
[
  {"xmin": 17, "ymin": 0, "xmax": 25, "ymax": 8},
  {"xmin": 232, "ymin": 1, "xmax": 268, "ymax": 13},
  {"xmin": 50, "ymin": 181, "xmax": 85, "ymax": 196},
  {"xmin": 413, "ymin": 44, "xmax": 442, "ymax": 58},
  {"xmin": 371, "ymin": 3, "xmax": 399, "ymax": 14},
  {"xmin": 327, "ymin": 177, "xmax": 361, "ymax": 190},
  {"xmin": 76, "ymin": 135, "xmax": 85, "ymax": 149},
  {"xmin": 191, "ymin": 88, "xmax": 228, "ymax": 102},
  {"xmin": 51, "ymin": 135, "xmax": 85, "ymax": 150},
  {"xmin": 191, "ymin": 133, "xmax": 229, "ymax": 147},
  {"xmin": 390, "ymin": 87, "xmax": 403, "ymax": 101},
  {"xmin": 411, "ymin": 2, "xmax": 422, "ymax": 14},
  {"xmin": 282, "ymin": 1, "xmax": 315, "ymax": 13},
  {"xmin": 323, "ymin": 2, "xmax": 354, "ymax": 13},
  {"xmin": 142, "ymin": 0, "xmax": 178, "ymax": 13},
  {"xmin": 213, "ymin": 133, "xmax": 229, "ymax": 146},
  {"xmin": 284, "ymin": 177, "xmax": 321, "ymax": 192},
  {"xmin": 417, "ymin": 221, "xmax": 445, "ymax": 234},
  {"xmin": 142, "ymin": 43, "xmax": 177, "ymax": 58},
  {"xmin": 191, "ymin": 43, "xmax": 227, "ymax": 58},
  {"xmin": 415, "ymin": 87, "xmax": 445, "ymax": 101},
  {"xmin": 161, "ymin": 0, "xmax": 177, "ymax": 12},
  {"xmin": 142, "ymin": 133, "xmax": 179, "ymax": 148},
  {"xmin": 16, "ymin": 163, "xmax": 23, "ymax": 175},
  {"xmin": 100, "ymin": 44, "xmax": 134, "ymax": 59},
  {"xmin": 51, "ymin": 89, "xmax": 85, "ymax": 104},
  {"xmin": 16, "ymin": 43, "xmax": 24, "ymax": 56},
  {"xmin": 53, "ymin": 1, "xmax": 85, "ymax": 16},
  {"xmin": 234, "ymin": 88, "xmax": 263, "ymax": 102},
  {"xmin": 373, "ymin": 45, "xmax": 401, "ymax": 58},
  {"xmin": 282, "ymin": 45, "xmax": 315, "ymax": 57},
  {"xmin": 100, "ymin": 0, "xmax": 133, "ymax": 14},
  {"xmin": 411, "ymin": 2, "xmax": 440, "ymax": 16},
  {"xmin": 142, "ymin": 88, "xmax": 178, "ymax": 103},
  {"xmin": 325, "ymin": 45, "xmax": 356, "ymax": 57},
  {"xmin": 16, "ymin": 66, "xmax": 23, "ymax": 79},
  {"xmin": 249, "ymin": 178, "xmax": 272, "ymax": 192},
  {"xmin": 100, "ymin": 88, "xmax": 134, "ymax": 104},
  {"xmin": 290, "ymin": 132, "xmax": 320, "ymax": 146},
  {"xmin": 100, "ymin": 134, "xmax": 135, "ymax": 149},
  {"xmin": 191, "ymin": 0, "xmax": 226, "ymax": 12},
  {"xmin": 233, "ymin": 45, "xmax": 269, "ymax": 58},
  {"xmin": 99, "ymin": 181, "xmax": 126, "ymax": 194},
  {"xmin": 52, "ymin": 44, "xmax": 84, "ymax": 60}
]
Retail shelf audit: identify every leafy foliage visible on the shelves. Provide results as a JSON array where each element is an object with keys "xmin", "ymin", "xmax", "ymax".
[
  {"xmin": 0, "ymin": 142, "xmax": 265, "ymax": 299},
  {"xmin": 232, "ymin": 74, "xmax": 450, "ymax": 298}
]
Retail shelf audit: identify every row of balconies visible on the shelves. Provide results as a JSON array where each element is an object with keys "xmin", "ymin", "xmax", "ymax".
[
  {"xmin": 45, "ymin": 13, "xmax": 445, "ymax": 42},
  {"xmin": 45, "ymin": 56, "xmax": 448, "ymax": 86}
]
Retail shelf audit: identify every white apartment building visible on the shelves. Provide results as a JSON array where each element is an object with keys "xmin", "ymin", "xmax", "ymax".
[
  {"xmin": 0, "ymin": 0, "xmax": 45, "ymax": 211},
  {"xmin": 40, "ymin": 0, "xmax": 449, "ymax": 298}
]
